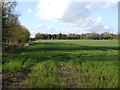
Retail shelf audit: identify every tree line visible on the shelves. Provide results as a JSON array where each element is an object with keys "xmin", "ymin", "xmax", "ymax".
[
  {"xmin": 1, "ymin": 1, "xmax": 118, "ymax": 47},
  {"xmin": 2, "ymin": 1, "xmax": 30, "ymax": 46},
  {"xmin": 34, "ymin": 32, "xmax": 118, "ymax": 40}
]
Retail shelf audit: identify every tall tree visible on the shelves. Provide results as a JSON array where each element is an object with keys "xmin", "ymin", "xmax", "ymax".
[
  {"xmin": 2, "ymin": 1, "xmax": 20, "ymax": 45},
  {"xmin": 57, "ymin": 33, "xmax": 62, "ymax": 39},
  {"xmin": 2, "ymin": 1, "xmax": 30, "ymax": 45}
]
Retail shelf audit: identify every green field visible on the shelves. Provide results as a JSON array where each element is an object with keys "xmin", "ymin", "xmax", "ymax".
[{"xmin": 3, "ymin": 40, "xmax": 119, "ymax": 88}]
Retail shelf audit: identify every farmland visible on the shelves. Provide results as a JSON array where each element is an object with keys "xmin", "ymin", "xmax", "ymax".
[{"xmin": 3, "ymin": 40, "xmax": 119, "ymax": 88}]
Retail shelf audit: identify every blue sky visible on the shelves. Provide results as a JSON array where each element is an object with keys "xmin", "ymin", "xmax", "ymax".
[{"xmin": 16, "ymin": 1, "xmax": 118, "ymax": 38}]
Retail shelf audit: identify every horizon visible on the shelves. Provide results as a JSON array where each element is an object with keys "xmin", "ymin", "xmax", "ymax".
[{"xmin": 16, "ymin": 1, "xmax": 118, "ymax": 38}]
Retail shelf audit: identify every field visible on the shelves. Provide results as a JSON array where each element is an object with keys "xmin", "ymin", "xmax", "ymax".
[{"xmin": 3, "ymin": 40, "xmax": 119, "ymax": 88}]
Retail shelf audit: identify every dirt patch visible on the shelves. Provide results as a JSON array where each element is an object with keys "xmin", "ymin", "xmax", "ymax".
[
  {"xmin": 2, "ymin": 64, "xmax": 35, "ymax": 88},
  {"xmin": 2, "ymin": 45, "xmax": 19, "ymax": 54},
  {"xmin": 57, "ymin": 63, "xmax": 79, "ymax": 88}
]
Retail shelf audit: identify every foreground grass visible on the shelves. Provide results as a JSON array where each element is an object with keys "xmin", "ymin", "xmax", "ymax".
[{"xmin": 3, "ymin": 40, "xmax": 119, "ymax": 88}]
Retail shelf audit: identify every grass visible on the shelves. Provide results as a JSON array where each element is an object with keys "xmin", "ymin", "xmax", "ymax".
[{"xmin": 2, "ymin": 40, "xmax": 119, "ymax": 88}]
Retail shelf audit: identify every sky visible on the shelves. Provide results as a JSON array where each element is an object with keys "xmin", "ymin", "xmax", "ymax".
[{"xmin": 16, "ymin": 0, "xmax": 118, "ymax": 38}]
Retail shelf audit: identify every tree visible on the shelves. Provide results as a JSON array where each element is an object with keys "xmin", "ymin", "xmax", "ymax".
[
  {"xmin": 2, "ymin": 1, "xmax": 19, "ymax": 45},
  {"xmin": 33, "ymin": 33, "xmax": 118, "ymax": 40},
  {"xmin": 75, "ymin": 34, "xmax": 80, "ymax": 39},
  {"xmin": 17, "ymin": 25, "xmax": 30, "ymax": 43},
  {"xmin": 101, "ymin": 32, "xmax": 112, "ymax": 40},
  {"xmin": 2, "ymin": 1, "xmax": 30, "ymax": 45},
  {"xmin": 52, "ymin": 34, "xmax": 57, "ymax": 39},
  {"xmin": 61, "ymin": 34, "xmax": 67, "ymax": 39},
  {"xmin": 35, "ymin": 33, "xmax": 41, "ymax": 40},
  {"xmin": 57, "ymin": 33, "xmax": 62, "ymax": 39},
  {"xmin": 86, "ymin": 33, "xmax": 100, "ymax": 40},
  {"xmin": 47, "ymin": 34, "xmax": 52, "ymax": 39}
]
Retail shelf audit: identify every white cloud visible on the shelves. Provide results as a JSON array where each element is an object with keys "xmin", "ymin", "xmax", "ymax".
[
  {"xmin": 27, "ymin": 8, "xmax": 32, "ymax": 14},
  {"xmin": 104, "ymin": 25, "xmax": 109, "ymax": 29},
  {"xmin": 35, "ymin": 1, "xmax": 117, "ymax": 34},
  {"xmin": 36, "ymin": 0, "xmax": 70, "ymax": 20}
]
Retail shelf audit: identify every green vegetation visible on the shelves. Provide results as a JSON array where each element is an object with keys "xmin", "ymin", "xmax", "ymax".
[
  {"xmin": 3, "ymin": 40, "xmax": 118, "ymax": 88},
  {"xmin": 34, "ymin": 32, "xmax": 118, "ymax": 40},
  {"xmin": 2, "ymin": 1, "xmax": 30, "ymax": 46},
  {"xmin": 2, "ymin": 1, "xmax": 119, "ymax": 88}
]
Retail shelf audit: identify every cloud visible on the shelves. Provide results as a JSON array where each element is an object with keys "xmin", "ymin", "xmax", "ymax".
[
  {"xmin": 104, "ymin": 25, "xmax": 109, "ymax": 29},
  {"xmin": 35, "ymin": 1, "xmax": 117, "ymax": 34},
  {"xmin": 36, "ymin": 0, "xmax": 70, "ymax": 20},
  {"xmin": 27, "ymin": 8, "xmax": 32, "ymax": 14}
]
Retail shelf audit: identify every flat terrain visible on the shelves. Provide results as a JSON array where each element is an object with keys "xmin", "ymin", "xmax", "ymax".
[{"xmin": 3, "ymin": 40, "xmax": 118, "ymax": 88}]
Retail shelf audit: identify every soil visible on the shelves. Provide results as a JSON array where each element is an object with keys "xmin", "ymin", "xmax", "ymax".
[
  {"xmin": 2, "ymin": 64, "xmax": 35, "ymax": 88},
  {"xmin": 57, "ymin": 64, "xmax": 79, "ymax": 88}
]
